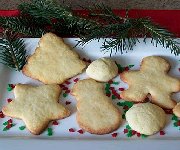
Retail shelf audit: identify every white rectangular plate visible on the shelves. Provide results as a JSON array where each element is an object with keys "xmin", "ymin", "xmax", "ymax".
[{"xmin": 0, "ymin": 38, "xmax": 180, "ymax": 149}]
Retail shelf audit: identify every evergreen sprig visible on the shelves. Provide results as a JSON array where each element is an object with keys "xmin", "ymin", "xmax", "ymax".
[
  {"xmin": 0, "ymin": 0, "xmax": 179, "ymax": 56},
  {"xmin": 0, "ymin": 30, "xmax": 27, "ymax": 71},
  {"xmin": 0, "ymin": 16, "xmax": 45, "ymax": 37}
]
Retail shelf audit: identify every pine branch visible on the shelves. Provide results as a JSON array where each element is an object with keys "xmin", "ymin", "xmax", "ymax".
[
  {"xmin": 0, "ymin": 16, "xmax": 45, "ymax": 37},
  {"xmin": 0, "ymin": 30, "xmax": 27, "ymax": 71},
  {"xmin": 18, "ymin": 0, "xmax": 98, "ymax": 36},
  {"xmin": 78, "ymin": 8, "xmax": 180, "ymax": 55},
  {"xmin": 3, "ymin": 0, "xmax": 179, "ymax": 56},
  {"xmin": 139, "ymin": 18, "xmax": 180, "ymax": 55}
]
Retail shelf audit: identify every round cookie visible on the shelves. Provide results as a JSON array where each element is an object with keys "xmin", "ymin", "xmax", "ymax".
[
  {"xmin": 86, "ymin": 58, "xmax": 118, "ymax": 82},
  {"xmin": 126, "ymin": 103, "xmax": 166, "ymax": 135}
]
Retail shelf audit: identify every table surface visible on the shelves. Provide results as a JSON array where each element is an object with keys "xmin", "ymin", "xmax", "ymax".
[{"xmin": 0, "ymin": 0, "xmax": 180, "ymax": 10}]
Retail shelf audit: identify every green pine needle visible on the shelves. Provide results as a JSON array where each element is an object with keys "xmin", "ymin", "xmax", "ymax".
[
  {"xmin": 0, "ymin": 30, "xmax": 27, "ymax": 71},
  {"xmin": 0, "ymin": 0, "xmax": 179, "ymax": 56}
]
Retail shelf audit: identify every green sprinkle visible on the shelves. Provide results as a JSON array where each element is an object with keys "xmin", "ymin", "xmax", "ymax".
[
  {"xmin": 141, "ymin": 134, "xmax": 148, "ymax": 138},
  {"xmin": 116, "ymin": 64, "xmax": 124, "ymax": 72},
  {"xmin": 125, "ymin": 101, "xmax": 134, "ymax": 108},
  {"xmin": 7, "ymin": 87, "xmax": 12, "ymax": 91},
  {"xmin": 117, "ymin": 102, "xmax": 122, "ymax": 106},
  {"xmin": 63, "ymin": 93, "xmax": 68, "ymax": 98},
  {"xmin": 105, "ymin": 87, "xmax": 109, "ymax": 91},
  {"xmin": 3, "ymin": 121, "xmax": 8, "ymax": 126},
  {"xmin": 19, "ymin": 126, "xmax": 26, "ymax": 130},
  {"xmin": 105, "ymin": 90, "xmax": 111, "ymax": 94},
  {"xmin": 3, "ymin": 127, "xmax": 9, "ymax": 131},
  {"xmin": 117, "ymin": 102, "xmax": 124, "ymax": 106},
  {"xmin": 105, "ymin": 83, "xmax": 110, "ymax": 88},
  {"xmin": 172, "ymin": 114, "xmax": 178, "ymax": 121},
  {"xmin": 128, "ymin": 64, "xmax": 134, "ymax": 68},
  {"xmin": 112, "ymin": 82, "xmax": 119, "ymax": 85},
  {"xmin": 122, "ymin": 114, "xmax": 126, "ymax": 119},
  {"xmin": 47, "ymin": 128, "xmax": 53, "ymax": 136},
  {"xmin": 126, "ymin": 125, "xmax": 131, "ymax": 129},
  {"xmin": 174, "ymin": 122, "xmax": 178, "ymax": 127},
  {"xmin": 112, "ymin": 95, "xmax": 116, "ymax": 100},
  {"xmin": 124, "ymin": 110, "xmax": 128, "ymax": 114},
  {"xmin": 127, "ymin": 131, "xmax": 133, "ymax": 137}
]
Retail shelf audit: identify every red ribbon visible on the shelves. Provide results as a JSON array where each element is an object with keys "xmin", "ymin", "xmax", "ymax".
[{"xmin": 0, "ymin": 9, "xmax": 179, "ymax": 37}]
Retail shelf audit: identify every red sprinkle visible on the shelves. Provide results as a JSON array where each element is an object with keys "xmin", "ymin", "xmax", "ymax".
[
  {"xmin": 65, "ymin": 101, "xmax": 71, "ymax": 105},
  {"xmin": 62, "ymin": 87, "xmax": 68, "ymax": 90},
  {"xmin": 177, "ymin": 121, "xmax": 180, "ymax": 126},
  {"xmin": 132, "ymin": 130, "xmax": 137, "ymax": 135},
  {"xmin": 110, "ymin": 87, "xmax": 115, "ymax": 90},
  {"xmin": 116, "ymin": 95, "xmax": 121, "ymax": 99},
  {"xmin": 77, "ymin": 129, "xmax": 84, "ymax": 134},
  {"xmin": 87, "ymin": 59, "xmax": 91, "ymax": 63},
  {"xmin": 52, "ymin": 120, "xmax": 59, "ymax": 125},
  {"xmin": 69, "ymin": 128, "xmax": 75, "ymax": 132},
  {"xmin": 10, "ymin": 84, "xmax": 16, "ymax": 89},
  {"xmin": 106, "ymin": 93, "xmax": 111, "ymax": 97},
  {"xmin": 0, "ymin": 111, "xmax": 4, "ymax": 118},
  {"xmin": 123, "ymin": 129, "xmax": 128, "ymax": 134},
  {"xmin": 7, "ymin": 98, "xmax": 12, "ymax": 103},
  {"xmin": 82, "ymin": 58, "xmax": 86, "ymax": 61},
  {"xmin": 163, "ymin": 109, "xmax": 173, "ymax": 114},
  {"xmin": 8, "ymin": 119, "xmax": 12, "ymax": 124},
  {"xmin": 108, "ymin": 80, "xmax": 113, "ymax": 84},
  {"xmin": 124, "ymin": 67, "xmax": 129, "ymax": 71},
  {"xmin": 6, "ymin": 124, "xmax": 12, "ymax": 129},
  {"xmin": 74, "ymin": 78, "xmax": 79, "ymax": 82},
  {"xmin": 65, "ymin": 81, "xmax": 71, "ymax": 85},
  {"xmin": 119, "ymin": 88, "xmax": 125, "ymax": 91},
  {"xmin": 160, "ymin": 131, "xmax": 165, "ymax": 135},
  {"xmin": 65, "ymin": 90, "xmax": 71, "ymax": 93},
  {"xmin": 111, "ymin": 133, "xmax": 118, "ymax": 138},
  {"xmin": 123, "ymin": 106, "xmax": 129, "ymax": 110},
  {"xmin": 60, "ymin": 84, "xmax": 65, "ymax": 88},
  {"xmin": 136, "ymin": 132, "xmax": 141, "ymax": 137}
]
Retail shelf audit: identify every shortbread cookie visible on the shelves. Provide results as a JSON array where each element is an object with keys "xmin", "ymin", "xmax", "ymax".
[
  {"xmin": 173, "ymin": 103, "xmax": 180, "ymax": 117},
  {"xmin": 86, "ymin": 58, "xmax": 118, "ymax": 82},
  {"xmin": 120, "ymin": 56, "xmax": 180, "ymax": 109},
  {"xmin": 2, "ymin": 84, "xmax": 70, "ymax": 135},
  {"xmin": 72, "ymin": 79, "xmax": 122, "ymax": 134},
  {"xmin": 23, "ymin": 33, "xmax": 86, "ymax": 84},
  {"xmin": 126, "ymin": 103, "xmax": 166, "ymax": 135}
]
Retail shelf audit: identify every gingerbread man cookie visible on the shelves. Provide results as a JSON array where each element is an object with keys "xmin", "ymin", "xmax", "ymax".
[{"xmin": 120, "ymin": 56, "xmax": 180, "ymax": 109}]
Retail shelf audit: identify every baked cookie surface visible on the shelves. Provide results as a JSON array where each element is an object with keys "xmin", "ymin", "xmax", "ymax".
[
  {"xmin": 126, "ymin": 103, "xmax": 166, "ymax": 135},
  {"xmin": 86, "ymin": 58, "xmax": 118, "ymax": 82},
  {"xmin": 120, "ymin": 56, "xmax": 180, "ymax": 109},
  {"xmin": 72, "ymin": 79, "xmax": 122, "ymax": 134},
  {"xmin": 173, "ymin": 103, "xmax": 180, "ymax": 117},
  {"xmin": 23, "ymin": 33, "xmax": 86, "ymax": 84},
  {"xmin": 2, "ymin": 84, "xmax": 70, "ymax": 135}
]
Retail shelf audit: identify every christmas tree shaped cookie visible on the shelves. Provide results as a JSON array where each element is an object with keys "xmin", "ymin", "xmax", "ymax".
[
  {"xmin": 23, "ymin": 33, "xmax": 86, "ymax": 84},
  {"xmin": 120, "ymin": 56, "xmax": 180, "ymax": 109},
  {"xmin": 72, "ymin": 79, "xmax": 122, "ymax": 134},
  {"xmin": 2, "ymin": 84, "xmax": 70, "ymax": 135}
]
